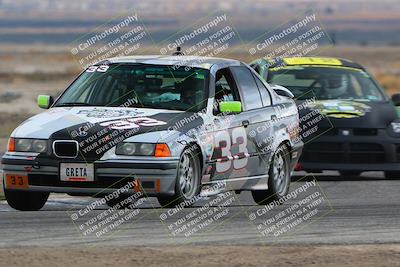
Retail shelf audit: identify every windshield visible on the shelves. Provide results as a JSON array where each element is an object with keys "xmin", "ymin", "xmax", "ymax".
[
  {"xmin": 267, "ymin": 66, "xmax": 386, "ymax": 101},
  {"xmin": 55, "ymin": 64, "xmax": 209, "ymax": 112}
]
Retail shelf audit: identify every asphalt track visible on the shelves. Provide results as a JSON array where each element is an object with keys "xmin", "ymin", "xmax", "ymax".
[{"xmin": 0, "ymin": 171, "xmax": 399, "ymax": 247}]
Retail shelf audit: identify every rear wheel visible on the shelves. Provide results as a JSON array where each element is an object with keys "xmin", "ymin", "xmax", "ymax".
[
  {"xmin": 339, "ymin": 171, "xmax": 361, "ymax": 177},
  {"xmin": 157, "ymin": 147, "xmax": 201, "ymax": 208},
  {"xmin": 4, "ymin": 189, "xmax": 49, "ymax": 211},
  {"xmin": 252, "ymin": 145, "xmax": 291, "ymax": 205},
  {"xmin": 384, "ymin": 171, "xmax": 400, "ymax": 180}
]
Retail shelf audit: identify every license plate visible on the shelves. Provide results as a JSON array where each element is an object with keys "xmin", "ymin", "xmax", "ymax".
[
  {"xmin": 60, "ymin": 163, "xmax": 94, "ymax": 182},
  {"xmin": 5, "ymin": 174, "xmax": 29, "ymax": 189}
]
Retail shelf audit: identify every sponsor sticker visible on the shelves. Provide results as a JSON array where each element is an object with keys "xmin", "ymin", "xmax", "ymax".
[{"xmin": 5, "ymin": 174, "xmax": 29, "ymax": 189}]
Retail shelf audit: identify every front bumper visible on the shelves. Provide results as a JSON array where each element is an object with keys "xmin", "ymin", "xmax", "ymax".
[
  {"xmin": 300, "ymin": 129, "xmax": 400, "ymax": 172},
  {"xmin": 2, "ymin": 154, "xmax": 179, "ymax": 196}
]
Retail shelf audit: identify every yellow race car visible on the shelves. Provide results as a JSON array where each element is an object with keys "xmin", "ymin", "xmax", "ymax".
[{"xmin": 251, "ymin": 57, "xmax": 400, "ymax": 179}]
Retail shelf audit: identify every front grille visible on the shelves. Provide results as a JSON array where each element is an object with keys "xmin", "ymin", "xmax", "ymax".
[
  {"xmin": 302, "ymin": 142, "xmax": 385, "ymax": 164},
  {"xmin": 353, "ymin": 128, "xmax": 378, "ymax": 136},
  {"xmin": 302, "ymin": 152, "xmax": 345, "ymax": 163},
  {"xmin": 321, "ymin": 128, "xmax": 378, "ymax": 136},
  {"xmin": 348, "ymin": 143, "xmax": 384, "ymax": 163},
  {"xmin": 302, "ymin": 142, "xmax": 343, "ymax": 163},
  {"xmin": 307, "ymin": 142, "xmax": 342, "ymax": 152},
  {"xmin": 53, "ymin": 140, "xmax": 78, "ymax": 158},
  {"xmin": 349, "ymin": 143, "xmax": 382, "ymax": 152}
]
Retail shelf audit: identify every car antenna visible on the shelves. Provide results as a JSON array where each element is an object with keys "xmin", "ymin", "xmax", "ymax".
[{"xmin": 173, "ymin": 46, "xmax": 184, "ymax": 56}]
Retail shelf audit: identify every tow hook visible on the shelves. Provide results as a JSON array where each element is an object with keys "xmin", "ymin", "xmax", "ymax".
[{"xmin": 32, "ymin": 161, "xmax": 41, "ymax": 169}]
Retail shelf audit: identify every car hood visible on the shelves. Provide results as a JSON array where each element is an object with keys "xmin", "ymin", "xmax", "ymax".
[
  {"xmin": 15, "ymin": 107, "xmax": 182, "ymax": 137},
  {"xmin": 298, "ymin": 99, "xmax": 398, "ymax": 129},
  {"xmin": 13, "ymin": 107, "xmax": 204, "ymax": 160}
]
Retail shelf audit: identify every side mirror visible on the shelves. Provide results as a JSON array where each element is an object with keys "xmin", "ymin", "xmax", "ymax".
[
  {"xmin": 391, "ymin": 93, "xmax": 400, "ymax": 106},
  {"xmin": 271, "ymin": 84, "xmax": 294, "ymax": 99},
  {"xmin": 219, "ymin": 101, "xmax": 242, "ymax": 114},
  {"xmin": 37, "ymin": 95, "xmax": 53, "ymax": 109}
]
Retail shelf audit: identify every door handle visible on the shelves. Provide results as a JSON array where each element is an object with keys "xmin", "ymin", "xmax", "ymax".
[
  {"xmin": 242, "ymin": 120, "xmax": 250, "ymax": 128},
  {"xmin": 271, "ymin": 115, "xmax": 277, "ymax": 121}
]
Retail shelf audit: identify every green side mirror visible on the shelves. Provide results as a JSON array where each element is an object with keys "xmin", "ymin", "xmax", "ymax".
[
  {"xmin": 37, "ymin": 95, "xmax": 53, "ymax": 109},
  {"xmin": 219, "ymin": 101, "xmax": 242, "ymax": 114}
]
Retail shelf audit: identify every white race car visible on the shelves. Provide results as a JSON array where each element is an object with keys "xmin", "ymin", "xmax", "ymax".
[{"xmin": 2, "ymin": 55, "xmax": 303, "ymax": 210}]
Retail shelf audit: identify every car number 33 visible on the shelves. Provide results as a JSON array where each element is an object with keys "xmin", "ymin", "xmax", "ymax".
[
  {"xmin": 99, "ymin": 117, "xmax": 167, "ymax": 130},
  {"xmin": 215, "ymin": 127, "xmax": 248, "ymax": 173}
]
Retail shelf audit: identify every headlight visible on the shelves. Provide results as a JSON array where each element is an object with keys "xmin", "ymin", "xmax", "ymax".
[
  {"xmin": 32, "ymin": 140, "xmax": 47, "ymax": 153},
  {"xmin": 139, "ymin": 143, "xmax": 155, "ymax": 156},
  {"xmin": 116, "ymin": 143, "xmax": 169, "ymax": 156},
  {"xmin": 391, "ymin": 122, "xmax": 400, "ymax": 134},
  {"xmin": 15, "ymin": 139, "xmax": 32, "ymax": 152},
  {"xmin": 116, "ymin": 143, "xmax": 137, "ymax": 155},
  {"xmin": 14, "ymin": 139, "xmax": 47, "ymax": 153}
]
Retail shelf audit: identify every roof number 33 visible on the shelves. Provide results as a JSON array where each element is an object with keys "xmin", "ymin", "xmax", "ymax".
[{"xmin": 86, "ymin": 65, "xmax": 109, "ymax": 73}]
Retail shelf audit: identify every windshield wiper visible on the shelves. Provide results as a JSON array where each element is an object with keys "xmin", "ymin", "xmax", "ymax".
[{"xmin": 55, "ymin": 102, "xmax": 97, "ymax": 107}]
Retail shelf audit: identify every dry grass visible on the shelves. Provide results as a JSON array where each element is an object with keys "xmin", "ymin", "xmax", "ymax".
[
  {"xmin": 375, "ymin": 73, "xmax": 399, "ymax": 96},
  {"xmin": 0, "ymin": 113, "xmax": 32, "ymax": 138},
  {"xmin": 0, "ymin": 122, "xmax": 18, "ymax": 138}
]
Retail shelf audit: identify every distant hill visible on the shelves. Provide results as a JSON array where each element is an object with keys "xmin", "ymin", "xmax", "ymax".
[{"xmin": 0, "ymin": 0, "xmax": 399, "ymax": 45}]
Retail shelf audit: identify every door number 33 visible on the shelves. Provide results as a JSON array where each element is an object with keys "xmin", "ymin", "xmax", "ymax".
[{"xmin": 215, "ymin": 127, "xmax": 248, "ymax": 173}]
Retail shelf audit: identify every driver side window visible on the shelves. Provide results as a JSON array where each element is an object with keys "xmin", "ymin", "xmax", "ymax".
[{"xmin": 214, "ymin": 68, "xmax": 239, "ymax": 114}]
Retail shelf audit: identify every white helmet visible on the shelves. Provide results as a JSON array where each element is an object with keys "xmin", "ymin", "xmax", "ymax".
[{"xmin": 323, "ymin": 75, "xmax": 348, "ymax": 98}]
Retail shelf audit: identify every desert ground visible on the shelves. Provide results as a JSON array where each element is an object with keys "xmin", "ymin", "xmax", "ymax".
[{"xmin": 0, "ymin": 245, "xmax": 399, "ymax": 267}]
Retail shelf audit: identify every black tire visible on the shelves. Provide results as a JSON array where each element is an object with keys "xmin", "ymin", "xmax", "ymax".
[
  {"xmin": 252, "ymin": 145, "xmax": 291, "ymax": 205},
  {"xmin": 384, "ymin": 171, "xmax": 400, "ymax": 180},
  {"xmin": 339, "ymin": 171, "xmax": 362, "ymax": 177},
  {"xmin": 4, "ymin": 189, "xmax": 49, "ymax": 211},
  {"xmin": 157, "ymin": 147, "xmax": 201, "ymax": 208}
]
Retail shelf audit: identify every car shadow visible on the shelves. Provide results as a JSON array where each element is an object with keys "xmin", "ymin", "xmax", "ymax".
[{"xmin": 291, "ymin": 171, "xmax": 386, "ymax": 182}]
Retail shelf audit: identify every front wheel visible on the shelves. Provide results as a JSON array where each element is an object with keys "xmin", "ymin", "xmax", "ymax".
[
  {"xmin": 4, "ymin": 189, "xmax": 49, "ymax": 211},
  {"xmin": 384, "ymin": 171, "xmax": 400, "ymax": 180},
  {"xmin": 157, "ymin": 147, "xmax": 201, "ymax": 208},
  {"xmin": 252, "ymin": 145, "xmax": 291, "ymax": 205}
]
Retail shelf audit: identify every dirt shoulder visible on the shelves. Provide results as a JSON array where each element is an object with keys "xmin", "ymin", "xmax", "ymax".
[{"xmin": 0, "ymin": 244, "xmax": 399, "ymax": 267}]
